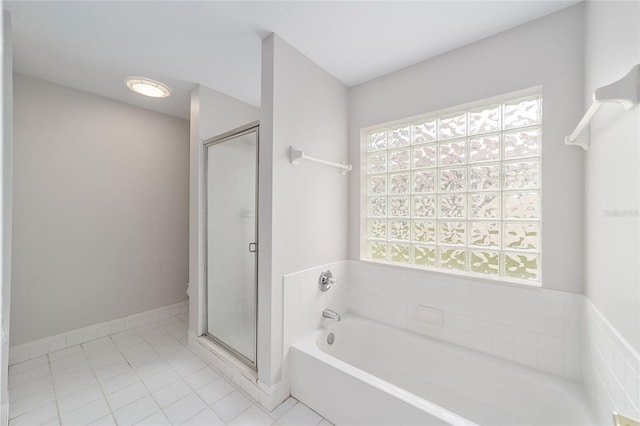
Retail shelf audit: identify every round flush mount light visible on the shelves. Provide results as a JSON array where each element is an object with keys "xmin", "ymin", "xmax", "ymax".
[{"xmin": 125, "ymin": 77, "xmax": 172, "ymax": 98}]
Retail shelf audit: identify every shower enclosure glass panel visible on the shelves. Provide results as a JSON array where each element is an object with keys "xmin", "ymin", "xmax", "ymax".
[{"xmin": 205, "ymin": 126, "xmax": 258, "ymax": 367}]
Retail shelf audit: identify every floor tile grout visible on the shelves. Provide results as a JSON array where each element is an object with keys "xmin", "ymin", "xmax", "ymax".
[{"xmin": 8, "ymin": 312, "xmax": 330, "ymax": 426}]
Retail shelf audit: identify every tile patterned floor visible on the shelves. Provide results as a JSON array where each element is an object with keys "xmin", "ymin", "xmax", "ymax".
[{"xmin": 8, "ymin": 313, "xmax": 331, "ymax": 426}]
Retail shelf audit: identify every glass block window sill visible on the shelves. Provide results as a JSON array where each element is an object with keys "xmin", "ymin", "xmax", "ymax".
[{"xmin": 359, "ymin": 258, "xmax": 543, "ymax": 288}]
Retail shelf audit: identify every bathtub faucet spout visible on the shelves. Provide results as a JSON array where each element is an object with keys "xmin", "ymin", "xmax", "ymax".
[{"xmin": 322, "ymin": 308, "xmax": 341, "ymax": 321}]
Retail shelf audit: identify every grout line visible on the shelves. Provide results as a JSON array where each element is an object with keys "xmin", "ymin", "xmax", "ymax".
[
  {"xmin": 48, "ymin": 351, "xmax": 62, "ymax": 426},
  {"xmin": 9, "ymin": 312, "xmax": 309, "ymax": 426},
  {"xmin": 88, "ymin": 337, "xmax": 119, "ymax": 424}
]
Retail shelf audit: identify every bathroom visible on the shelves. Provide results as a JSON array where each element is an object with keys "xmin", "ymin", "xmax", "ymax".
[{"xmin": 1, "ymin": 1, "xmax": 638, "ymax": 425}]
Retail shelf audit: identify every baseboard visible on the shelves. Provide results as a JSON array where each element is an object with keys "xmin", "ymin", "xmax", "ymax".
[{"xmin": 9, "ymin": 300, "xmax": 188, "ymax": 365}]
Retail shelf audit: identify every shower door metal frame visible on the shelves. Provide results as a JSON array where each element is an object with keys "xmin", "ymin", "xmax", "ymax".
[{"xmin": 202, "ymin": 121, "xmax": 259, "ymax": 371}]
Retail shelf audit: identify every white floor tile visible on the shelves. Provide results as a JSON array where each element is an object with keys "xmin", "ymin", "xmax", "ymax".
[
  {"xmin": 91, "ymin": 351, "xmax": 126, "ymax": 370},
  {"xmin": 121, "ymin": 341, "xmax": 153, "ymax": 358},
  {"xmin": 278, "ymin": 402, "xmax": 322, "ymax": 426},
  {"xmin": 181, "ymin": 408, "xmax": 224, "ymax": 426},
  {"xmin": 8, "ymin": 389, "xmax": 56, "ymax": 419},
  {"xmin": 54, "ymin": 374, "xmax": 99, "ymax": 399},
  {"xmin": 113, "ymin": 395, "xmax": 160, "ymax": 426},
  {"xmin": 229, "ymin": 405, "xmax": 274, "ymax": 426},
  {"xmin": 163, "ymin": 349, "xmax": 195, "ymax": 367},
  {"xmin": 106, "ymin": 381, "xmax": 149, "ymax": 411},
  {"xmin": 8, "ymin": 365, "xmax": 51, "ymax": 388},
  {"xmin": 152, "ymin": 379, "xmax": 193, "ymax": 408},
  {"xmin": 211, "ymin": 391, "xmax": 253, "ymax": 423},
  {"xmin": 318, "ymin": 419, "xmax": 335, "ymax": 426},
  {"xmin": 100, "ymin": 371, "xmax": 140, "ymax": 394},
  {"xmin": 85, "ymin": 343, "xmax": 119, "ymax": 361},
  {"xmin": 134, "ymin": 411, "xmax": 171, "ymax": 426},
  {"xmin": 140, "ymin": 327, "xmax": 167, "ymax": 340},
  {"xmin": 196, "ymin": 377, "xmax": 235, "ymax": 405},
  {"xmin": 8, "ymin": 312, "xmax": 331, "ymax": 426},
  {"xmin": 126, "ymin": 349, "xmax": 161, "ymax": 368},
  {"xmin": 115, "ymin": 334, "xmax": 145, "ymax": 350},
  {"xmin": 173, "ymin": 333, "xmax": 188, "ymax": 345},
  {"xmin": 94, "ymin": 359, "xmax": 132, "ymax": 382},
  {"xmin": 268, "ymin": 397, "xmax": 298, "ymax": 420},
  {"xmin": 134, "ymin": 358, "xmax": 172, "ymax": 379},
  {"xmin": 50, "ymin": 353, "xmax": 87, "ymax": 372},
  {"xmin": 173, "ymin": 357, "xmax": 206, "ymax": 378},
  {"xmin": 9, "ymin": 356, "xmax": 49, "ymax": 377},
  {"xmin": 89, "ymin": 414, "xmax": 117, "ymax": 425},
  {"xmin": 51, "ymin": 364, "xmax": 92, "ymax": 384},
  {"xmin": 143, "ymin": 368, "xmax": 181, "ymax": 392},
  {"xmin": 42, "ymin": 417, "xmax": 60, "ymax": 426},
  {"xmin": 162, "ymin": 393, "xmax": 207, "ymax": 424},
  {"xmin": 49, "ymin": 345, "xmax": 83, "ymax": 362},
  {"xmin": 9, "ymin": 376, "xmax": 54, "ymax": 404},
  {"xmin": 184, "ymin": 367, "xmax": 220, "ymax": 390},
  {"xmin": 8, "ymin": 402, "xmax": 58, "ymax": 426},
  {"xmin": 57, "ymin": 385, "xmax": 103, "ymax": 414},
  {"xmin": 154, "ymin": 342, "xmax": 185, "ymax": 357},
  {"xmin": 60, "ymin": 398, "xmax": 111, "ymax": 426}
]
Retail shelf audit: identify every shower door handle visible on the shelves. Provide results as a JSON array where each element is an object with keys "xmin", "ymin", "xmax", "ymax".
[{"xmin": 249, "ymin": 242, "xmax": 257, "ymax": 253}]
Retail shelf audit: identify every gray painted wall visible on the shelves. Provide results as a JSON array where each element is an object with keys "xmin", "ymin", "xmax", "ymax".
[{"xmin": 11, "ymin": 74, "xmax": 189, "ymax": 345}]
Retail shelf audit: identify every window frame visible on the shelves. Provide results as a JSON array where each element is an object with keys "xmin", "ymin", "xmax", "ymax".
[{"xmin": 359, "ymin": 86, "xmax": 543, "ymax": 287}]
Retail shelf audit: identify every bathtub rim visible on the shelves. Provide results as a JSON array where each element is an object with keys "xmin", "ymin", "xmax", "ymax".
[
  {"xmin": 291, "ymin": 314, "xmax": 596, "ymax": 426},
  {"xmin": 316, "ymin": 314, "xmax": 588, "ymax": 393},
  {"xmin": 291, "ymin": 325, "xmax": 478, "ymax": 426}
]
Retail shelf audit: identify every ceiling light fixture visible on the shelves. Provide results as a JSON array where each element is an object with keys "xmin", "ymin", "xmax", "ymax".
[{"xmin": 125, "ymin": 77, "xmax": 172, "ymax": 98}]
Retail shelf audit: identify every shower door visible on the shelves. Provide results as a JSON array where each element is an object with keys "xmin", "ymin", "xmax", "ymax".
[{"xmin": 204, "ymin": 124, "xmax": 258, "ymax": 369}]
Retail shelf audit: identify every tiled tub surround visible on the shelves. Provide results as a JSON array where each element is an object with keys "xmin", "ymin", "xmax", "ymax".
[
  {"xmin": 8, "ymin": 312, "xmax": 330, "ymax": 426},
  {"xmin": 584, "ymin": 300, "xmax": 640, "ymax": 424},
  {"xmin": 282, "ymin": 261, "xmax": 349, "ymax": 360},
  {"xmin": 290, "ymin": 316, "xmax": 596, "ymax": 426},
  {"xmin": 280, "ymin": 260, "xmax": 640, "ymax": 425},
  {"xmin": 347, "ymin": 261, "xmax": 584, "ymax": 382}
]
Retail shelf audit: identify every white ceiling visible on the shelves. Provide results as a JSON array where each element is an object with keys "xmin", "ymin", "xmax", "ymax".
[{"xmin": 4, "ymin": 1, "xmax": 580, "ymax": 119}]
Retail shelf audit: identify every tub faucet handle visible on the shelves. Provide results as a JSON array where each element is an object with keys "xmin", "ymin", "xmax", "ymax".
[
  {"xmin": 322, "ymin": 308, "xmax": 341, "ymax": 321},
  {"xmin": 318, "ymin": 269, "xmax": 337, "ymax": 292}
]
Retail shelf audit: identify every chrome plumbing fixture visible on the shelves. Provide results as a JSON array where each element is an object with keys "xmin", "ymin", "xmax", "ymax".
[
  {"xmin": 318, "ymin": 269, "xmax": 337, "ymax": 292},
  {"xmin": 322, "ymin": 308, "xmax": 341, "ymax": 321}
]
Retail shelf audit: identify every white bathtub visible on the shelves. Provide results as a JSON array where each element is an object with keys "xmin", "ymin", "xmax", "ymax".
[{"xmin": 289, "ymin": 316, "xmax": 597, "ymax": 426}]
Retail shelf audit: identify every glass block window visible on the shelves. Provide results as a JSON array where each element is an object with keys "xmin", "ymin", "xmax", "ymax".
[{"xmin": 362, "ymin": 91, "xmax": 542, "ymax": 285}]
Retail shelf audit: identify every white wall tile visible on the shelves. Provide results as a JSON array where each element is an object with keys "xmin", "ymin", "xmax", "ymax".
[
  {"xmin": 584, "ymin": 300, "xmax": 640, "ymax": 424},
  {"xmin": 282, "ymin": 261, "xmax": 349, "ymax": 360},
  {"xmin": 347, "ymin": 261, "xmax": 585, "ymax": 381},
  {"xmin": 492, "ymin": 323, "xmax": 514, "ymax": 343}
]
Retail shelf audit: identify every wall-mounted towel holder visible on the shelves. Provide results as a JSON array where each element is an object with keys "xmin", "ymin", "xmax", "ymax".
[
  {"xmin": 565, "ymin": 64, "xmax": 639, "ymax": 150},
  {"xmin": 289, "ymin": 146, "xmax": 352, "ymax": 175}
]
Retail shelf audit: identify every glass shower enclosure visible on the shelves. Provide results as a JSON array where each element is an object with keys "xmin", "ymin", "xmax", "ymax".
[{"xmin": 204, "ymin": 124, "xmax": 258, "ymax": 369}]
